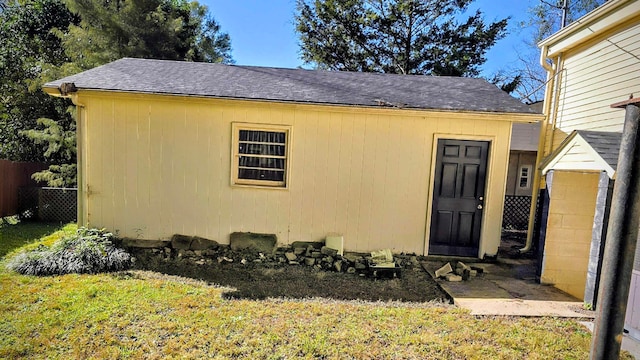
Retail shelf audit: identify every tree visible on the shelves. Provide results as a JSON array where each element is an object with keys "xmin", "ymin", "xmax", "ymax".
[
  {"xmin": 511, "ymin": 0, "xmax": 606, "ymax": 103},
  {"xmin": 0, "ymin": 0, "xmax": 77, "ymax": 162},
  {"xmin": 53, "ymin": 0, "xmax": 232, "ymax": 76},
  {"xmin": 530, "ymin": 0, "xmax": 606, "ymax": 44},
  {"xmin": 1, "ymin": 0, "xmax": 233, "ymax": 187},
  {"xmin": 295, "ymin": 0, "xmax": 508, "ymax": 77}
]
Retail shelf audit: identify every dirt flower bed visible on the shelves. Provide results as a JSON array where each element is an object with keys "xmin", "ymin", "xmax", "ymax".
[{"xmin": 130, "ymin": 245, "xmax": 448, "ymax": 302}]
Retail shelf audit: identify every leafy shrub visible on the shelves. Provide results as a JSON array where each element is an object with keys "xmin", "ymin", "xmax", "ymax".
[{"xmin": 6, "ymin": 227, "xmax": 132, "ymax": 276}]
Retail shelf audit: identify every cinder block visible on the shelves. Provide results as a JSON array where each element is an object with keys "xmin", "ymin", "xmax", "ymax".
[
  {"xmin": 547, "ymin": 214, "xmax": 563, "ymax": 228},
  {"xmin": 562, "ymin": 214, "xmax": 595, "ymax": 229},
  {"xmin": 325, "ymin": 233, "xmax": 344, "ymax": 256}
]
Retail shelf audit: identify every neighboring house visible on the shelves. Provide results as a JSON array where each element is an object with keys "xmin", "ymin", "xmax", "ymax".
[
  {"xmin": 507, "ymin": 118, "xmax": 540, "ymax": 197},
  {"xmin": 43, "ymin": 58, "xmax": 540, "ymax": 258},
  {"xmin": 502, "ymin": 102, "xmax": 541, "ymax": 231},
  {"xmin": 534, "ymin": 0, "xmax": 640, "ymax": 336}
]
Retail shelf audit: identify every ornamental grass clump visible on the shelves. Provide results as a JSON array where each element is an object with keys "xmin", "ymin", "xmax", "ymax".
[{"xmin": 6, "ymin": 227, "xmax": 132, "ymax": 276}]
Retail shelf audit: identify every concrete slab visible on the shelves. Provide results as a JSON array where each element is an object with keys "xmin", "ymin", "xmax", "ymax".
[
  {"xmin": 456, "ymin": 298, "xmax": 592, "ymax": 317},
  {"xmin": 422, "ymin": 258, "xmax": 593, "ymax": 318}
]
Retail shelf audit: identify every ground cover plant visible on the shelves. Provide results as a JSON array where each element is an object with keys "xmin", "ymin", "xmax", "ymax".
[
  {"xmin": 6, "ymin": 226, "xmax": 132, "ymax": 275},
  {"xmin": 0, "ymin": 222, "xmax": 633, "ymax": 359}
]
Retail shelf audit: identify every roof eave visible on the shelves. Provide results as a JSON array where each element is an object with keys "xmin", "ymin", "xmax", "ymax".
[
  {"xmin": 539, "ymin": 0, "xmax": 640, "ymax": 57},
  {"xmin": 54, "ymin": 87, "xmax": 541, "ymax": 119}
]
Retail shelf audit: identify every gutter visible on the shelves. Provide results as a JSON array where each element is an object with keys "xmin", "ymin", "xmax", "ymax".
[{"xmin": 520, "ymin": 46, "xmax": 558, "ymax": 253}]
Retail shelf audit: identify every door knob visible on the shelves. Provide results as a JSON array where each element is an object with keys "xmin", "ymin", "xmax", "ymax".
[
  {"xmin": 479, "ymin": 196, "xmax": 484, "ymax": 201},
  {"xmin": 477, "ymin": 204, "xmax": 483, "ymax": 210}
]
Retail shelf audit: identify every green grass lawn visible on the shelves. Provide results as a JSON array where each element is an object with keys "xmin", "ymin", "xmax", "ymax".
[
  {"xmin": 0, "ymin": 217, "xmax": 67, "ymax": 257},
  {"xmin": 0, "ymin": 222, "xmax": 631, "ymax": 359}
]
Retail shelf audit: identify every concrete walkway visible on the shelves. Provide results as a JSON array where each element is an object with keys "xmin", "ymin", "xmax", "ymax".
[
  {"xmin": 422, "ymin": 256, "xmax": 640, "ymax": 358},
  {"xmin": 421, "ymin": 257, "xmax": 592, "ymax": 318}
]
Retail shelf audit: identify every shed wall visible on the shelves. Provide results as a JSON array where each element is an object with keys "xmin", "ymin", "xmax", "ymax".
[
  {"xmin": 541, "ymin": 170, "xmax": 600, "ymax": 299},
  {"xmin": 79, "ymin": 93, "xmax": 512, "ymax": 256}
]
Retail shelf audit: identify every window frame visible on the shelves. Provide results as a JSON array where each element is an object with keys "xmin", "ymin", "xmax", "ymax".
[
  {"xmin": 518, "ymin": 165, "xmax": 532, "ymax": 189},
  {"xmin": 231, "ymin": 122, "xmax": 292, "ymax": 188}
]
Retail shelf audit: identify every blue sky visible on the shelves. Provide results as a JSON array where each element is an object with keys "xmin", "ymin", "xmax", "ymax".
[{"xmin": 203, "ymin": 0, "xmax": 542, "ymax": 77}]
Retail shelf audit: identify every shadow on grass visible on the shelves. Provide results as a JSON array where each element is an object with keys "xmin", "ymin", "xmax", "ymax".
[{"xmin": 0, "ymin": 220, "xmax": 66, "ymax": 258}]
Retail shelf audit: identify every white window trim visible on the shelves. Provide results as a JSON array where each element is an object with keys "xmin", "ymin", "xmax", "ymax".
[
  {"xmin": 231, "ymin": 122, "xmax": 292, "ymax": 188},
  {"xmin": 518, "ymin": 165, "xmax": 532, "ymax": 189}
]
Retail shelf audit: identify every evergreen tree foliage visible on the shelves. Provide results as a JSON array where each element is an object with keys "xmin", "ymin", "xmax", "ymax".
[
  {"xmin": 0, "ymin": 0, "xmax": 77, "ymax": 161},
  {"xmin": 1, "ymin": 0, "xmax": 232, "ymax": 187},
  {"xmin": 295, "ymin": 0, "xmax": 508, "ymax": 77},
  {"xmin": 53, "ymin": 0, "xmax": 232, "ymax": 77}
]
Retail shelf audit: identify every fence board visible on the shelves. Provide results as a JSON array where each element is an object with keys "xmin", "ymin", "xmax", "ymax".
[{"xmin": 0, "ymin": 160, "xmax": 47, "ymax": 217}]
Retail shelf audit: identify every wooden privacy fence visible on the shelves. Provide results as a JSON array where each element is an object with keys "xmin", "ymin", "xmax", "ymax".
[
  {"xmin": 0, "ymin": 160, "xmax": 48, "ymax": 217},
  {"xmin": 18, "ymin": 187, "xmax": 77, "ymax": 223}
]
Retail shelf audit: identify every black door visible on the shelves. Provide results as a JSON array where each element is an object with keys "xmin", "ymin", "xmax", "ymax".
[{"xmin": 429, "ymin": 139, "xmax": 489, "ymax": 256}]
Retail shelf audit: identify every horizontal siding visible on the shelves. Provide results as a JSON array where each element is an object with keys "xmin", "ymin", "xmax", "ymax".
[
  {"xmin": 511, "ymin": 122, "xmax": 540, "ymax": 151},
  {"xmin": 82, "ymin": 94, "xmax": 513, "ymax": 255},
  {"xmin": 551, "ymin": 142, "xmax": 605, "ymax": 172},
  {"xmin": 554, "ymin": 23, "xmax": 640, "ymax": 136}
]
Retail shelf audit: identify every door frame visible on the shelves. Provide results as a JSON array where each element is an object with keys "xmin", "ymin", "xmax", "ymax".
[{"xmin": 423, "ymin": 134, "xmax": 496, "ymax": 257}]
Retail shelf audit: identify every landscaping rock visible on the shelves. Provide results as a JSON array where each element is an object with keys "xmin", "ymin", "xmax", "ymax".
[
  {"xmin": 291, "ymin": 241, "xmax": 323, "ymax": 250},
  {"xmin": 311, "ymin": 251, "xmax": 323, "ymax": 258},
  {"xmin": 435, "ymin": 263, "xmax": 453, "ymax": 278},
  {"xmin": 293, "ymin": 247, "xmax": 306, "ymax": 255},
  {"xmin": 321, "ymin": 246, "xmax": 338, "ymax": 257},
  {"xmin": 305, "ymin": 257, "xmax": 316, "ymax": 266},
  {"xmin": 229, "ymin": 232, "xmax": 277, "ymax": 254},
  {"xmin": 171, "ymin": 234, "xmax": 193, "ymax": 250},
  {"xmin": 121, "ymin": 238, "xmax": 171, "ymax": 249},
  {"xmin": 285, "ymin": 252, "xmax": 297, "ymax": 261},
  {"xmin": 445, "ymin": 274, "xmax": 463, "ymax": 282},
  {"xmin": 334, "ymin": 260, "xmax": 343, "ymax": 272},
  {"xmin": 347, "ymin": 267, "xmax": 356, "ymax": 274},
  {"xmin": 190, "ymin": 236, "xmax": 219, "ymax": 251}
]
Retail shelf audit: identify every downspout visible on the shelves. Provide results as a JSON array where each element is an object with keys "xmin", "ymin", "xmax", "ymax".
[{"xmin": 520, "ymin": 46, "xmax": 557, "ymax": 253}]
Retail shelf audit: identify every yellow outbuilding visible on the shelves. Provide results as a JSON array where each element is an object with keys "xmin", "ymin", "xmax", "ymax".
[{"xmin": 44, "ymin": 58, "xmax": 540, "ymax": 258}]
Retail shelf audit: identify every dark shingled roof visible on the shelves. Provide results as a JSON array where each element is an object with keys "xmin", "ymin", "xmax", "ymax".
[
  {"xmin": 577, "ymin": 130, "xmax": 622, "ymax": 171},
  {"xmin": 44, "ymin": 58, "xmax": 538, "ymax": 114}
]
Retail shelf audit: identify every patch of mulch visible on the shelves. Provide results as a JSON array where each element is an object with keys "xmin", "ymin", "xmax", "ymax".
[{"xmin": 132, "ymin": 251, "xmax": 448, "ymax": 303}]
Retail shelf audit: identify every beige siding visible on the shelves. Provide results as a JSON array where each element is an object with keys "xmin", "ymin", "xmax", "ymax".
[
  {"xmin": 511, "ymin": 122, "xmax": 540, "ymax": 152},
  {"xmin": 554, "ymin": 23, "xmax": 640, "ymax": 135},
  {"xmin": 553, "ymin": 142, "xmax": 602, "ymax": 171},
  {"xmin": 506, "ymin": 151, "xmax": 537, "ymax": 196},
  {"xmin": 80, "ymin": 93, "xmax": 516, "ymax": 256},
  {"xmin": 541, "ymin": 170, "xmax": 600, "ymax": 299}
]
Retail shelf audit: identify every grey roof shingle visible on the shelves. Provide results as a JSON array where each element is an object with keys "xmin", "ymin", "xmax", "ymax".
[
  {"xmin": 577, "ymin": 130, "xmax": 622, "ymax": 171},
  {"xmin": 44, "ymin": 58, "xmax": 538, "ymax": 114}
]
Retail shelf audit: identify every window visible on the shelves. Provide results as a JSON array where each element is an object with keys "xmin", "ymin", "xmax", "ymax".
[
  {"xmin": 518, "ymin": 165, "xmax": 532, "ymax": 189},
  {"xmin": 232, "ymin": 123, "xmax": 290, "ymax": 187}
]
